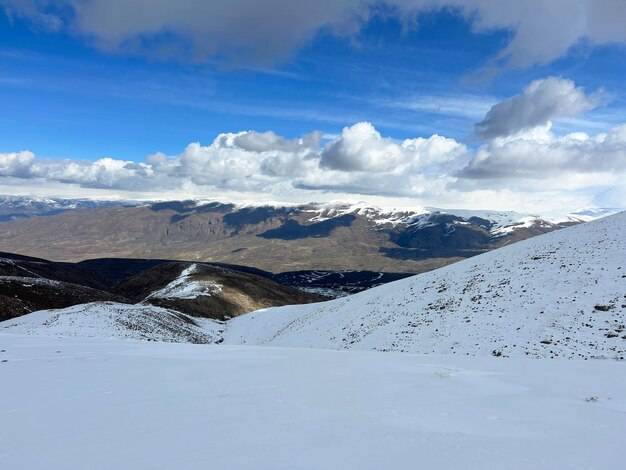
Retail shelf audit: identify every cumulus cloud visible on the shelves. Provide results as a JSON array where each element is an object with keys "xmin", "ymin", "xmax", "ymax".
[
  {"xmin": 0, "ymin": 123, "xmax": 467, "ymax": 199},
  {"xmin": 225, "ymin": 130, "xmax": 322, "ymax": 153},
  {"xmin": 320, "ymin": 122, "xmax": 407, "ymax": 172},
  {"xmin": 457, "ymin": 123, "xmax": 626, "ymax": 194},
  {"xmin": 474, "ymin": 77, "xmax": 602, "ymax": 139},
  {"xmin": 320, "ymin": 122, "xmax": 466, "ymax": 174},
  {"xmin": 0, "ymin": 151, "xmax": 36, "ymax": 178},
  {"xmin": 1, "ymin": 118, "xmax": 625, "ymax": 211},
  {"xmin": 6, "ymin": 1, "xmax": 626, "ymax": 68}
]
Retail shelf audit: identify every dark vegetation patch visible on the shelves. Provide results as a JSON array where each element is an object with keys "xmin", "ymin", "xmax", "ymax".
[
  {"xmin": 149, "ymin": 200, "xmax": 197, "ymax": 213},
  {"xmin": 467, "ymin": 216, "xmax": 494, "ymax": 231},
  {"xmin": 389, "ymin": 215, "xmax": 492, "ymax": 249},
  {"xmin": 168, "ymin": 202, "xmax": 236, "ymax": 223},
  {"xmin": 274, "ymin": 270, "xmax": 412, "ymax": 295},
  {"xmin": 223, "ymin": 206, "xmax": 294, "ymax": 229},
  {"xmin": 0, "ymin": 252, "xmax": 110, "ymax": 290},
  {"xmin": 258, "ymin": 214, "xmax": 356, "ymax": 240},
  {"xmin": 379, "ymin": 247, "xmax": 487, "ymax": 261},
  {"xmin": 77, "ymin": 257, "xmax": 274, "ymax": 286},
  {"xmin": 0, "ymin": 279, "xmax": 128, "ymax": 322}
]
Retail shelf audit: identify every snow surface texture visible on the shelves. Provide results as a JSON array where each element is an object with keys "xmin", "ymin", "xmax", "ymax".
[
  {"xmin": 0, "ymin": 335, "xmax": 624, "ymax": 470},
  {"xmin": 226, "ymin": 212, "xmax": 626, "ymax": 359},
  {"xmin": 146, "ymin": 263, "xmax": 222, "ymax": 300},
  {"xmin": 0, "ymin": 302, "xmax": 224, "ymax": 344}
]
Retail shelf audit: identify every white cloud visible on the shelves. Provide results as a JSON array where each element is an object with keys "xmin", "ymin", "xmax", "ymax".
[
  {"xmin": 1, "ymin": 75, "xmax": 625, "ymax": 212},
  {"xmin": 461, "ymin": 123, "xmax": 626, "ymax": 181},
  {"xmin": 474, "ymin": 77, "xmax": 602, "ymax": 139},
  {"xmin": 320, "ymin": 122, "xmax": 408, "ymax": 172},
  {"xmin": 0, "ymin": 151, "xmax": 35, "ymax": 178},
  {"xmin": 319, "ymin": 122, "xmax": 466, "ymax": 173},
  {"xmin": 0, "ymin": 124, "xmax": 468, "ymax": 203},
  {"xmin": 215, "ymin": 130, "xmax": 322, "ymax": 153},
  {"xmin": 2, "ymin": 117, "xmax": 625, "ymax": 212},
  {"xmin": 402, "ymin": 134, "xmax": 467, "ymax": 170},
  {"xmin": 6, "ymin": 1, "xmax": 626, "ymax": 68}
]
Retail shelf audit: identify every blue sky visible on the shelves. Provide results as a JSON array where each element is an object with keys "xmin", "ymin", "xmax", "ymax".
[
  {"xmin": 2, "ymin": 6, "xmax": 624, "ymax": 160},
  {"xmin": 0, "ymin": 1, "xmax": 625, "ymax": 211}
]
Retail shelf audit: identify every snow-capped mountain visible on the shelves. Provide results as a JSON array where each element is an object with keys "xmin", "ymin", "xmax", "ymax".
[
  {"xmin": 225, "ymin": 211, "xmax": 626, "ymax": 359},
  {"xmin": 301, "ymin": 200, "xmax": 617, "ymax": 233},
  {"xmin": 0, "ymin": 195, "xmax": 135, "ymax": 221},
  {"xmin": 0, "ymin": 196, "xmax": 616, "ymax": 273}
]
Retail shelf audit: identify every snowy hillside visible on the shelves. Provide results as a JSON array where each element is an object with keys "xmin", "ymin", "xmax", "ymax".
[
  {"xmin": 225, "ymin": 211, "xmax": 626, "ymax": 358},
  {"xmin": 1, "ymin": 302, "xmax": 224, "ymax": 343},
  {"xmin": 1, "ymin": 335, "xmax": 625, "ymax": 470}
]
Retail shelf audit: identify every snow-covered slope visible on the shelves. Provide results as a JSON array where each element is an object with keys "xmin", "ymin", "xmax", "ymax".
[
  {"xmin": 225, "ymin": 211, "xmax": 626, "ymax": 359},
  {"xmin": 1, "ymin": 336, "xmax": 625, "ymax": 470},
  {"xmin": 146, "ymin": 264, "xmax": 223, "ymax": 300},
  {"xmin": 303, "ymin": 201, "xmax": 617, "ymax": 232},
  {"xmin": 1, "ymin": 301, "xmax": 224, "ymax": 343}
]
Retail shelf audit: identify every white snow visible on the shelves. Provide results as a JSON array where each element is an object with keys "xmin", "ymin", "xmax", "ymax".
[
  {"xmin": 0, "ymin": 302, "xmax": 224, "ymax": 344},
  {"xmin": 1, "ymin": 212, "xmax": 625, "ymax": 469},
  {"xmin": 489, "ymin": 215, "xmax": 553, "ymax": 236},
  {"xmin": 225, "ymin": 211, "xmax": 626, "ymax": 358},
  {"xmin": 147, "ymin": 264, "xmax": 222, "ymax": 300},
  {"xmin": 298, "ymin": 286, "xmax": 351, "ymax": 298},
  {"xmin": 302, "ymin": 202, "xmax": 617, "ymax": 237},
  {"xmin": 0, "ymin": 335, "xmax": 624, "ymax": 470}
]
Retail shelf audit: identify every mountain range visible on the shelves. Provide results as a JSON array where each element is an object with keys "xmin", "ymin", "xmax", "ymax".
[{"xmin": 0, "ymin": 196, "xmax": 615, "ymax": 274}]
